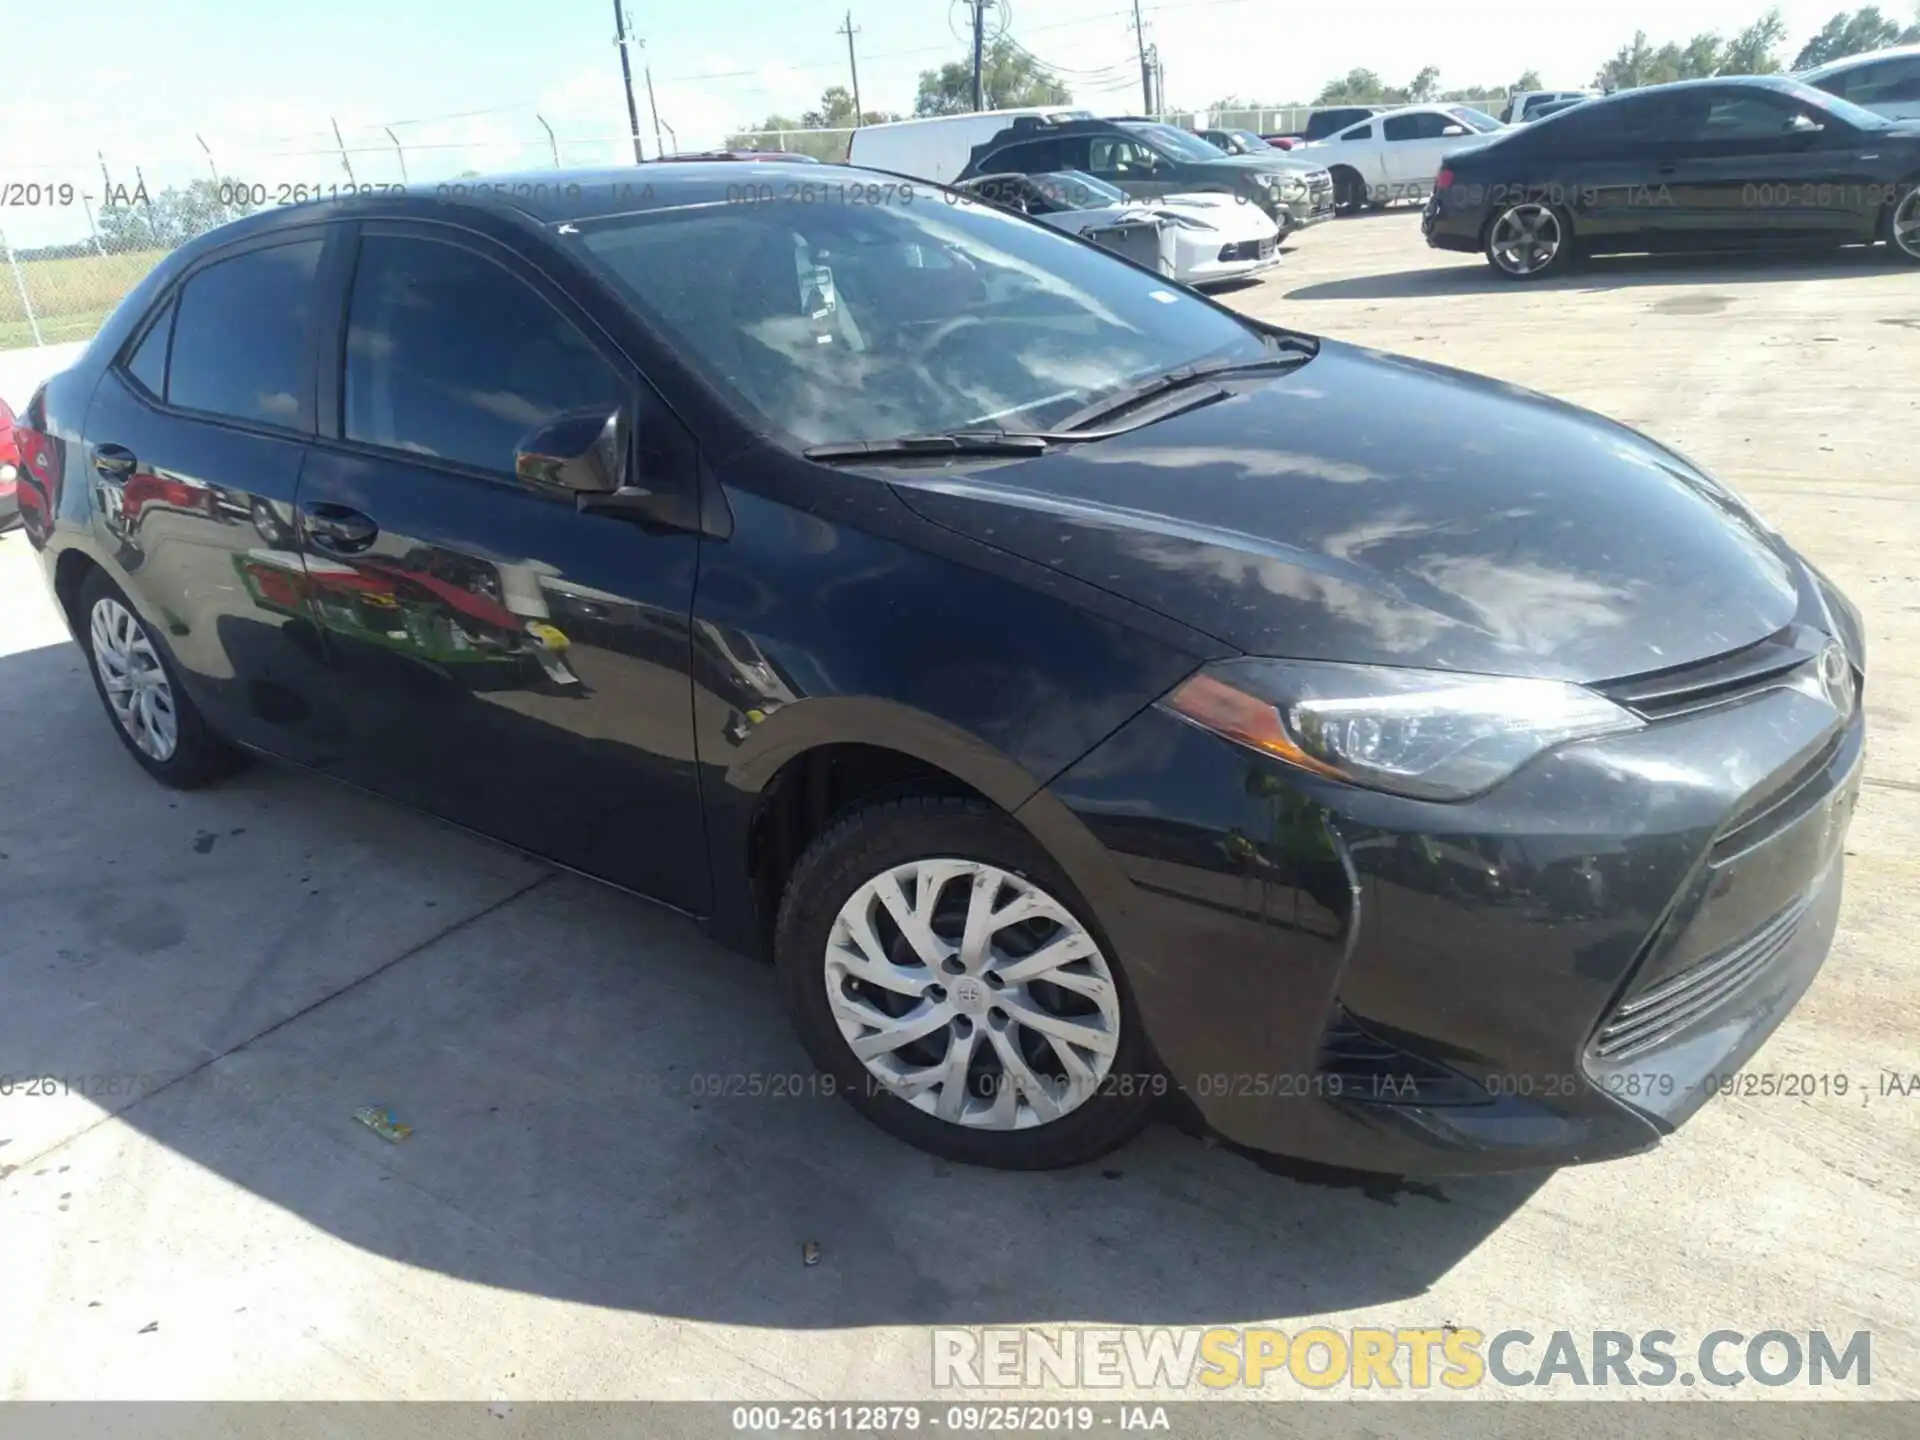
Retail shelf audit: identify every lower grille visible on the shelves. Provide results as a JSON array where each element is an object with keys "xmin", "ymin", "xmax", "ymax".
[
  {"xmin": 1592, "ymin": 894, "xmax": 1812, "ymax": 1060},
  {"xmin": 1218, "ymin": 238, "xmax": 1276, "ymax": 262},
  {"xmin": 1318, "ymin": 1010, "xmax": 1486, "ymax": 1106}
]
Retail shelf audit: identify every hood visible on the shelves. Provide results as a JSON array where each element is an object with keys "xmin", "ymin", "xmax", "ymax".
[
  {"xmin": 885, "ymin": 340, "xmax": 1807, "ymax": 682},
  {"xmin": 1197, "ymin": 153, "xmax": 1322, "ymax": 177}
]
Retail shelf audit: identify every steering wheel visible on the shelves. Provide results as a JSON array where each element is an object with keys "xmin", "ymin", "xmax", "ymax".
[{"xmin": 911, "ymin": 313, "xmax": 989, "ymax": 364}]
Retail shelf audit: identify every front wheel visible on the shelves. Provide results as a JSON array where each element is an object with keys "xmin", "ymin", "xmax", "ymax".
[
  {"xmin": 1485, "ymin": 200, "xmax": 1574, "ymax": 280},
  {"xmin": 1329, "ymin": 167, "xmax": 1367, "ymax": 216},
  {"xmin": 1884, "ymin": 182, "xmax": 1920, "ymax": 265},
  {"xmin": 775, "ymin": 795, "xmax": 1160, "ymax": 1169}
]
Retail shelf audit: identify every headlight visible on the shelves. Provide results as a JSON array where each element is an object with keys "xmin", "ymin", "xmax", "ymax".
[
  {"xmin": 1164, "ymin": 659, "xmax": 1643, "ymax": 801},
  {"xmin": 1275, "ymin": 178, "xmax": 1307, "ymax": 199}
]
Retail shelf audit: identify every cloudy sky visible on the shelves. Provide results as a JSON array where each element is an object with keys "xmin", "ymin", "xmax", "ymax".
[{"xmin": 0, "ymin": 0, "xmax": 1899, "ymax": 244}]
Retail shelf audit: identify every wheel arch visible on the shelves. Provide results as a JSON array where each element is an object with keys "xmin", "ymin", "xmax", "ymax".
[{"xmin": 711, "ymin": 697, "xmax": 1136, "ymax": 967}]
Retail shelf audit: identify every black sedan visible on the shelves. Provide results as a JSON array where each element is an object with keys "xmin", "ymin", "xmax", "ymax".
[
  {"xmin": 1424, "ymin": 75, "xmax": 1920, "ymax": 278},
  {"xmin": 16, "ymin": 164, "xmax": 1864, "ymax": 1174}
]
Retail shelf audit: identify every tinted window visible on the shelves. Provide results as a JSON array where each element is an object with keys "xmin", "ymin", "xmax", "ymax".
[
  {"xmin": 1089, "ymin": 137, "xmax": 1160, "ymax": 175},
  {"xmin": 986, "ymin": 139, "xmax": 1064, "ymax": 173},
  {"xmin": 167, "ymin": 240, "xmax": 322, "ymax": 427},
  {"xmin": 123, "ymin": 298, "xmax": 174, "ymax": 397},
  {"xmin": 573, "ymin": 190, "xmax": 1268, "ymax": 448},
  {"xmin": 1685, "ymin": 92, "xmax": 1798, "ymax": 141},
  {"xmin": 343, "ymin": 235, "xmax": 625, "ymax": 477},
  {"xmin": 1383, "ymin": 113, "xmax": 1451, "ymax": 141},
  {"xmin": 1338, "ymin": 123, "xmax": 1374, "ymax": 142},
  {"xmin": 1843, "ymin": 57, "xmax": 1920, "ymax": 106}
]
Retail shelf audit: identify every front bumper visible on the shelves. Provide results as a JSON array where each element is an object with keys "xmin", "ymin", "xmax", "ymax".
[
  {"xmin": 1272, "ymin": 192, "xmax": 1335, "ymax": 234},
  {"xmin": 0, "ymin": 467, "xmax": 19, "ymax": 532},
  {"xmin": 1037, "ymin": 653, "xmax": 1863, "ymax": 1175}
]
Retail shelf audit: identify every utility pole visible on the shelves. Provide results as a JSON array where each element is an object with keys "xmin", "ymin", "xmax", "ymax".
[
  {"xmin": 971, "ymin": 0, "xmax": 991, "ymax": 112},
  {"xmin": 645, "ymin": 60, "xmax": 665, "ymax": 157},
  {"xmin": 1132, "ymin": 0, "xmax": 1152, "ymax": 114},
  {"xmin": 837, "ymin": 10, "xmax": 864, "ymax": 126},
  {"xmin": 612, "ymin": 2, "xmax": 646, "ymax": 163},
  {"xmin": 1149, "ymin": 44, "xmax": 1163, "ymax": 117}
]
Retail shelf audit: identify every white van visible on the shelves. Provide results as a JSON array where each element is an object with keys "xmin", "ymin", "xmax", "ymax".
[{"xmin": 846, "ymin": 107, "xmax": 1094, "ymax": 184}]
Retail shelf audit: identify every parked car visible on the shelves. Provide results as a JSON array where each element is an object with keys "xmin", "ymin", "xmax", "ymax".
[
  {"xmin": 1501, "ymin": 89, "xmax": 1600, "ymax": 123},
  {"xmin": 1196, "ymin": 126, "xmax": 1280, "ymax": 155},
  {"xmin": 844, "ymin": 106, "xmax": 1093, "ymax": 183},
  {"xmin": 1261, "ymin": 105, "xmax": 1383, "ymax": 150},
  {"xmin": 1799, "ymin": 43, "xmax": 1920, "ymax": 121},
  {"xmin": 954, "ymin": 115, "xmax": 1335, "ymax": 236},
  {"xmin": 0, "ymin": 396, "xmax": 19, "ymax": 532},
  {"xmin": 20, "ymin": 162, "xmax": 1865, "ymax": 1176},
  {"xmin": 1524, "ymin": 96, "xmax": 1590, "ymax": 122},
  {"xmin": 1295, "ymin": 103, "xmax": 1505, "ymax": 211},
  {"xmin": 1424, "ymin": 75, "xmax": 1920, "ymax": 278},
  {"xmin": 955, "ymin": 170, "xmax": 1282, "ymax": 285}
]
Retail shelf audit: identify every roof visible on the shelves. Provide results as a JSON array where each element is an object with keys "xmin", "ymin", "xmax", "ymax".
[{"xmin": 1799, "ymin": 42, "xmax": 1920, "ymax": 78}]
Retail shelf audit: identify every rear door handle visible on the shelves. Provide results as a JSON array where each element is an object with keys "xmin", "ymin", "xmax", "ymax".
[
  {"xmin": 1656, "ymin": 161, "xmax": 1679, "ymax": 176},
  {"xmin": 301, "ymin": 500, "xmax": 380, "ymax": 554},
  {"xmin": 92, "ymin": 443, "xmax": 138, "ymax": 484}
]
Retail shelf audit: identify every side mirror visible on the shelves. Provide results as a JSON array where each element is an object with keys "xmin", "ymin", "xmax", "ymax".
[
  {"xmin": 1442, "ymin": 124, "xmax": 1468, "ymax": 136},
  {"xmin": 1786, "ymin": 114, "xmax": 1825, "ymax": 136},
  {"xmin": 514, "ymin": 407, "xmax": 625, "ymax": 497}
]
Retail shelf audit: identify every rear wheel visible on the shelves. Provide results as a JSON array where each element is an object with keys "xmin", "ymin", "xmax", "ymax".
[
  {"xmin": 1884, "ymin": 181, "xmax": 1920, "ymax": 265},
  {"xmin": 1485, "ymin": 200, "xmax": 1574, "ymax": 280},
  {"xmin": 775, "ymin": 795, "xmax": 1159, "ymax": 1169},
  {"xmin": 1329, "ymin": 167, "xmax": 1367, "ymax": 216},
  {"xmin": 79, "ymin": 570, "xmax": 243, "ymax": 787}
]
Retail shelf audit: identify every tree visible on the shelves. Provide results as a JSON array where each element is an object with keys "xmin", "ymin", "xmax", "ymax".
[
  {"xmin": 912, "ymin": 39, "xmax": 1071, "ymax": 116},
  {"xmin": 1722, "ymin": 8, "xmax": 1789, "ymax": 72},
  {"xmin": 1510, "ymin": 69, "xmax": 1544, "ymax": 93},
  {"xmin": 1314, "ymin": 68, "xmax": 1389, "ymax": 104},
  {"xmin": 1792, "ymin": 6, "xmax": 1920, "ymax": 68},
  {"xmin": 729, "ymin": 85, "xmax": 899, "ymax": 159},
  {"xmin": 95, "ymin": 177, "xmax": 258, "ymax": 252}
]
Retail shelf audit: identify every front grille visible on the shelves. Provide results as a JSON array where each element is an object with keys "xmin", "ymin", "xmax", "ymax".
[
  {"xmin": 1598, "ymin": 627, "xmax": 1815, "ymax": 720},
  {"xmin": 1592, "ymin": 894, "xmax": 1812, "ymax": 1060}
]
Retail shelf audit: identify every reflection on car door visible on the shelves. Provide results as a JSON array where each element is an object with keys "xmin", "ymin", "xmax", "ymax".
[
  {"xmin": 1658, "ymin": 89, "xmax": 1884, "ymax": 242},
  {"xmin": 79, "ymin": 229, "xmax": 343, "ymax": 764},
  {"xmin": 294, "ymin": 224, "xmax": 710, "ymax": 910}
]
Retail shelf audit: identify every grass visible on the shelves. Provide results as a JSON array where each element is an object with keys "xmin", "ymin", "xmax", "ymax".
[{"xmin": 0, "ymin": 247, "xmax": 170, "ymax": 350}]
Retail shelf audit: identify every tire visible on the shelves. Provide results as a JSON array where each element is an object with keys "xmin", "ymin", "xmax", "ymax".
[
  {"xmin": 775, "ymin": 794, "xmax": 1160, "ymax": 1169},
  {"xmin": 1329, "ymin": 167, "xmax": 1367, "ymax": 217},
  {"xmin": 78, "ymin": 569, "xmax": 243, "ymax": 788},
  {"xmin": 1484, "ymin": 199, "xmax": 1575, "ymax": 281},
  {"xmin": 1883, "ymin": 180, "xmax": 1920, "ymax": 265}
]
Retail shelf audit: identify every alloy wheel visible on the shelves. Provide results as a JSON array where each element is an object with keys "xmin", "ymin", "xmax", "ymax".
[
  {"xmin": 824, "ymin": 858, "xmax": 1121, "ymax": 1130},
  {"xmin": 1893, "ymin": 189, "xmax": 1920, "ymax": 260},
  {"xmin": 1489, "ymin": 203, "xmax": 1562, "ymax": 276},
  {"xmin": 89, "ymin": 596, "xmax": 179, "ymax": 762}
]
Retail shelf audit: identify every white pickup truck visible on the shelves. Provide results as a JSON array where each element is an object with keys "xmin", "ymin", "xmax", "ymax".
[{"xmin": 1293, "ymin": 103, "xmax": 1506, "ymax": 212}]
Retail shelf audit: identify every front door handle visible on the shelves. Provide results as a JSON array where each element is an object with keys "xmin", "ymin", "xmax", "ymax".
[
  {"xmin": 301, "ymin": 500, "xmax": 380, "ymax": 554},
  {"xmin": 92, "ymin": 443, "xmax": 138, "ymax": 484},
  {"xmin": 1656, "ymin": 161, "xmax": 1678, "ymax": 176}
]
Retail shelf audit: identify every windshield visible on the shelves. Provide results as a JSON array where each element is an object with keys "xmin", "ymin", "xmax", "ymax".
[
  {"xmin": 1121, "ymin": 122, "xmax": 1229, "ymax": 160},
  {"xmin": 1025, "ymin": 170, "xmax": 1129, "ymax": 208},
  {"xmin": 1770, "ymin": 76, "xmax": 1891, "ymax": 128},
  {"xmin": 1446, "ymin": 106, "xmax": 1505, "ymax": 132},
  {"xmin": 1228, "ymin": 129, "xmax": 1272, "ymax": 149},
  {"xmin": 572, "ymin": 192, "xmax": 1269, "ymax": 448}
]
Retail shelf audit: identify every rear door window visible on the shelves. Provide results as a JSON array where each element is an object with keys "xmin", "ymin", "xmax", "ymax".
[
  {"xmin": 167, "ymin": 239, "xmax": 323, "ymax": 428},
  {"xmin": 123, "ymin": 298, "xmax": 175, "ymax": 398}
]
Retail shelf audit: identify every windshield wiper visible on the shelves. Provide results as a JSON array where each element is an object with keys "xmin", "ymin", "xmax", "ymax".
[
  {"xmin": 803, "ymin": 431, "xmax": 1052, "ymax": 463},
  {"xmin": 1051, "ymin": 350, "xmax": 1313, "ymax": 433}
]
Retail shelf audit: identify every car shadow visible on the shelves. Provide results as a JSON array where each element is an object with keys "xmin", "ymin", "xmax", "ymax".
[
  {"xmin": 1, "ymin": 636, "xmax": 1547, "ymax": 1333},
  {"xmin": 1285, "ymin": 244, "xmax": 1898, "ymax": 301}
]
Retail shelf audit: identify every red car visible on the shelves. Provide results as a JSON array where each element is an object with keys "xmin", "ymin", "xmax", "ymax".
[{"xmin": 0, "ymin": 397, "xmax": 21, "ymax": 533}]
